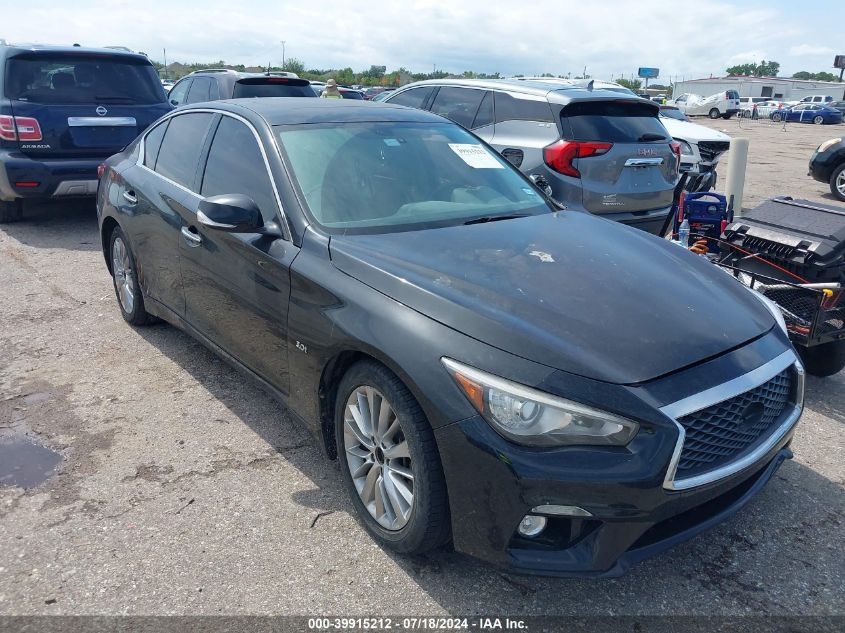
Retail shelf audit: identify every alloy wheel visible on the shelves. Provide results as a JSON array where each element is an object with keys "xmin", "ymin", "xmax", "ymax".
[
  {"xmin": 343, "ymin": 385, "xmax": 414, "ymax": 530},
  {"xmin": 837, "ymin": 170, "xmax": 845, "ymax": 197},
  {"xmin": 814, "ymin": 116, "xmax": 824, "ymax": 125},
  {"xmin": 112, "ymin": 236, "xmax": 135, "ymax": 314}
]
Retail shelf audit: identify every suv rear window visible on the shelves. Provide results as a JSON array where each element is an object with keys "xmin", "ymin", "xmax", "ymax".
[
  {"xmin": 562, "ymin": 101, "xmax": 669, "ymax": 143},
  {"xmin": 5, "ymin": 53, "xmax": 165, "ymax": 104},
  {"xmin": 232, "ymin": 78, "xmax": 315, "ymax": 98}
]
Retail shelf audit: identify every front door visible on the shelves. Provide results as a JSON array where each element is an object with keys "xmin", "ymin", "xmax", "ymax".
[{"xmin": 179, "ymin": 114, "xmax": 297, "ymax": 393}]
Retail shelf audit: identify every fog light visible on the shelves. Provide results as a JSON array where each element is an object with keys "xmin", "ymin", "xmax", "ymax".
[{"xmin": 517, "ymin": 514, "xmax": 547, "ymax": 538}]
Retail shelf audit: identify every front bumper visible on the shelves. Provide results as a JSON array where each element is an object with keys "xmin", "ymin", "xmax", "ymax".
[
  {"xmin": 0, "ymin": 150, "xmax": 103, "ymax": 201},
  {"xmin": 436, "ymin": 414, "xmax": 796, "ymax": 577},
  {"xmin": 434, "ymin": 342, "xmax": 803, "ymax": 577}
]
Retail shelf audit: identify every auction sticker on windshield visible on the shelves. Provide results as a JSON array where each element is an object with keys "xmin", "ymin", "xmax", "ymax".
[{"xmin": 448, "ymin": 144, "xmax": 504, "ymax": 169}]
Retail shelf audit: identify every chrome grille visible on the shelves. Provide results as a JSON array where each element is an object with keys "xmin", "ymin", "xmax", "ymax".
[{"xmin": 676, "ymin": 369, "xmax": 793, "ymax": 479}]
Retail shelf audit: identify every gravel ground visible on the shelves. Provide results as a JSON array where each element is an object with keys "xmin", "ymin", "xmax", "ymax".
[{"xmin": 0, "ymin": 118, "xmax": 843, "ymax": 618}]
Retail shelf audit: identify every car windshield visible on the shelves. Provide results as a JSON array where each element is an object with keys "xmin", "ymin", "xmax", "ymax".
[
  {"xmin": 5, "ymin": 54, "xmax": 165, "ymax": 104},
  {"xmin": 275, "ymin": 121, "xmax": 552, "ymax": 234}
]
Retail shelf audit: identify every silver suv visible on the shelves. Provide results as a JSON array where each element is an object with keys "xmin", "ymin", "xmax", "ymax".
[{"xmin": 383, "ymin": 79, "xmax": 679, "ymax": 234}]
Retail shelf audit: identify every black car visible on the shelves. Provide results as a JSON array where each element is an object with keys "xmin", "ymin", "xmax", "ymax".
[
  {"xmin": 167, "ymin": 69, "xmax": 315, "ymax": 107},
  {"xmin": 0, "ymin": 43, "xmax": 171, "ymax": 222},
  {"xmin": 97, "ymin": 99, "xmax": 804, "ymax": 576},
  {"xmin": 810, "ymin": 137, "xmax": 845, "ymax": 202}
]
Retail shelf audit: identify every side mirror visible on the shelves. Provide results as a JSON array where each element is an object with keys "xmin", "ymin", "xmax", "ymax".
[{"xmin": 197, "ymin": 194, "xmax": 264, "ymax": 233}]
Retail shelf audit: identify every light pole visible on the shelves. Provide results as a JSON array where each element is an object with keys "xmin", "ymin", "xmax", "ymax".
[{"xmin": 280, "ymin": 40, "xmax": 286, "ymax": 69}]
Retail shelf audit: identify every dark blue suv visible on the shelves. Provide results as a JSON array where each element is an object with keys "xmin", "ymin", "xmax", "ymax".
[{"xmin": 0, "ymin": 44, "xmax": 172, "ymax": 222}]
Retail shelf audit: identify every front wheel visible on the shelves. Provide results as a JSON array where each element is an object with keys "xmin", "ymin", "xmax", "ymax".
[
  {"xmin": 797, "ymin": 341, "xmax": 845, "ymax": 377},
  {"xmin": 335, "ymin": 360, "xmax": 450, "ymax": 554},
  {"xmin": 830, "ymin": 164, "xmax": 845, "ymax": 202},
  {"xmin": 813, "ymin": 115, "xmax": 824, "ymax": 125},
  {"xmin": 772, "ymin": 112, "xmax": 783, "ymax": 122},
  {"xmin": 709, "ymin": 108, "xmax": 721, "ymax": 119}
]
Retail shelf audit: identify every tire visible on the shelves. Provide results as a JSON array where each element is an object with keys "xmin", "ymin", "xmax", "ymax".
[
  {"xmin": 742, "ymin": 109, "xmax": 752, "ymax": 118},
  {"xmin": 109, "ymin": 225, "xmax": 154, "ymax": 326},
  {"xmin": 830, "ymin": 163, "xmax": 845, "ymax": 202},
  {"xmin": 813, "ymin": 116, "xmax": 824, "ymax": 125},
  {"xmin": 797, "ymin": 341, "xmax": 845, "ymax": 377},
  {"xmin": 723, "ymin": 113, "xmax": 733, "ymax": 119},
  {"xmin": 335, "ymin": 360, "xmax": 450, "ymax": 554},
  {"xmin": 0, "ymin": 199, "xmax": 23, "ymax": 223},
  {"xmin": 772, "ymin": 112, "xmax": 783, "ymax": 122},
  {"xmin": 709, "ymin": 108, "xmax": 720, "ymax": 119}
]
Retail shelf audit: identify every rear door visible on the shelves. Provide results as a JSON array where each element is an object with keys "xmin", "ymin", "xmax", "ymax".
[
  {"xmin": 560, "ymin": 99, "xmax": 678, "ymax": 215},
  {"xmin": 5, "ymin": 51, "xmax": 170, "ymax": 159}
]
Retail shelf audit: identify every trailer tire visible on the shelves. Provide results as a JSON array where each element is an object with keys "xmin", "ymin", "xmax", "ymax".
[{"xmin": 797, "ymin": 340, "xmax": 845, "ymax": 377}]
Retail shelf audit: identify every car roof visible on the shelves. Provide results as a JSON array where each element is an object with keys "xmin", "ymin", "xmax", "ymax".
[
  {"xmin": 0, "ymin": 43, "xmax": 150, "ymax": 63},
  {"xmin": 393, "ymin": 78, "xmax": 656, "ymax": 107},
  {"xmin": 203, "ymin": 99, "xmax": 447, "ymax": 125}
]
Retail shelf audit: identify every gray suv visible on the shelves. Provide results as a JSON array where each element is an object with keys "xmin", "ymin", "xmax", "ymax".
[{"xmin": 383, "ymin": 79, "xmax": 679, "ymax": 234}]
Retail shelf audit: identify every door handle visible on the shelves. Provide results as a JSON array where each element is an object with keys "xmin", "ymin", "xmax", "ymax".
[
  {"xmin": 181, "ymin": 226, "xmax": 202, "ymax": 247},
  {"xmin": 122, "ymin": 190, "xmax": 137, "ymax": 204}
]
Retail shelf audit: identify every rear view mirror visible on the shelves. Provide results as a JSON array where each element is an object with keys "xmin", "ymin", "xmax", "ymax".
[{"xmin": 197, "ymin": 194, "xmax": 264, "ymax": 233}]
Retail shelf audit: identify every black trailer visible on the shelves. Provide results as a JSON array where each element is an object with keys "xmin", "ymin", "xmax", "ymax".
[{"xmin": 717, "ymin": 197, "xmax": 845, "ymax": 376}]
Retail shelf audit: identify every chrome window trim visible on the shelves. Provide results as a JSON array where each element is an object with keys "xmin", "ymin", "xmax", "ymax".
[
  {"xmin": 136, "ymin": 108, "xmax": 291, "ymax": 241},
  {"xmin": 660, "ymin": 350, "xmax": 804, "ymax": 491}
]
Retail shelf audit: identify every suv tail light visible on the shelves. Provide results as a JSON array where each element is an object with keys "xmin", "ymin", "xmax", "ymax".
[
  {"xmin": 0, "ymin": 115, "xmax": 43, "ymax": 142},
  {"xmin": 543, "ymin": 140, "xmax": 612, "ymax": 178},
  {"xmin": 669, "ymin": 141, "xmax": 682, "ymax": 172}
]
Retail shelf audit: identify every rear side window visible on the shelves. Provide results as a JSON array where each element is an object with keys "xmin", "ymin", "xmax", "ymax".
[
  {"xmin": 5, "ymin": 54, "xmax": 165, "ymax": 104},
  {"xmin": 562, "ymin": 101, "xmax": 669, "ymax": 143},
  {"xmin": 472, "ymin": 91, "xmax": 494, "ymax": 129},
  {"xmin": 429, "ymin": 87, "xmax": 485, "ymax": 129},
  {"xmin": 143, "ymin": 120, "xmax": 169, "ymax": 169},
  {"xmin": 726, "ymin": 90, "xmax": 740, "ymax": 100},
  {"xmin": 186, "ymin": 77, "xmax": 214, "ymax": 103},
  {"xmin": 388, "ymin": 87, "xmax": 434, "ymax": 109},
  {"xmin": 168, "ymin": 79, "xmax": 190, "ymax": 106},
  {"xmin": 201, "ymin": 116, "xmax": 278, "ymax": 222},
  {"xmin": 155, "ymin": 113, "xmax": 214, "ymax": 190},
  {"xmin": 232, "ymin": 79, "xmax": 315, "ymax": 98},
  {"xmin": 494, "ymin": 92, "xmax": 553, "ymax": 123}
]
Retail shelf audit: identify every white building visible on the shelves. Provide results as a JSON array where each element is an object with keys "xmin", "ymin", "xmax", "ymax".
[{"xmin": 672, "ymin": 76, "xmax": 845, "ymax": 102}]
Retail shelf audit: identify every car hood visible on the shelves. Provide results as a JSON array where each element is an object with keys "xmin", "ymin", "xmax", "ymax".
[
  {"xmin": 328, "ymin": 212, "xmax": 774, "ymax": 385},
  {"xmin": 660, "ymin": 117, "xmax": 731, "ymax": 143}
]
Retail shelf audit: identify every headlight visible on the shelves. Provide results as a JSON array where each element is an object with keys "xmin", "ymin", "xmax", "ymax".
[
  {"xmin": 751, "ymin": 289, "xmax": 789, "ymax": 335},
  {"xmin": 818, "ymin": 138, "xmax": 841, "ymax": 153},
  {"xmin": 441, "ymin": 358, "xmax": 639, "ymax": 447},
  {"xmin": 676, "ymin": 139, "xmax": 694, "ymax": 156}
]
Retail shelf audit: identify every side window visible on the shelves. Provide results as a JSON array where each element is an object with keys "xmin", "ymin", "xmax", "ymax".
[
  {"xmin": 494, "ymin": 92, "xmax": 553, "ymax": 123},
  {"xmin": 472, "ymin": 91, "xmax": 494, "ymax": 129},
  {"xmin": 155, "ymin": 113, "xmax": 214, "ymax": 190},
  {"xmin": 388, "ymin": 87, "xmax": 434, "ymax": 110},
  {"xmin": 143, "ymin": 119, "xmax": 169, "ymax": 169},
  {"xmin": 168, "ymin": 79, "xmax": 190, "ymax": 106},
  {"xmin": 429, "ymin": 87, "xmax": 485, "ymax": 129},
  {"xmin": 201, "ymin": 116, "xmax": 278, "ymax": 223},
  {"xmin": 208, "ymin": 79, "xmax": 220, "ymax": 100},
  {"xmin": 186, "ymin": 77, "xmax": 212, "ymax": 103}
]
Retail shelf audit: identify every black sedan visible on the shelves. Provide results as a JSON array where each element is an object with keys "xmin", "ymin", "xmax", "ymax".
[
  {"xmin": 97, "ymin": 99, "xmax": 804, "ymax": 576},
  {"xmin": 809, "ymin": 136, "xmax": 845, "ymax": 202}
]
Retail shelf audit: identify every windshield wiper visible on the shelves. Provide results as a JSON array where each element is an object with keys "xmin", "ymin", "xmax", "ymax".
[
  {"xmin": 463, "ymin": 213, "xmax": 529, "ymax": 225},
  {"xmin": 638, "ymin": 133, "xmax": 667, "ymax": 142}
]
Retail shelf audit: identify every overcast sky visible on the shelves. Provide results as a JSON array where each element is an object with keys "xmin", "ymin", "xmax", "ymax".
[{"xmin": 5, "ymin": 0, "xmax": 844, "ymax": 81}]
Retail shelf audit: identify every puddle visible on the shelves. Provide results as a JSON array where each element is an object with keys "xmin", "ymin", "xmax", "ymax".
[{"xmin": 0, "ymin": 439, "xmax": 63, "ymax": 489}]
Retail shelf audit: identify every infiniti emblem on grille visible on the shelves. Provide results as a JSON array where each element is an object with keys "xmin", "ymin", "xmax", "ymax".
[
  {"xmin": 738, "ymin": 402, "xmax": 765, "ymax": 432},
  {"xmin": 96, "ymin": 106, "xmax": 108, "ymax": 116}
]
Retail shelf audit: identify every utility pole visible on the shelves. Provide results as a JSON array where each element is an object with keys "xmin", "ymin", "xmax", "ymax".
[
  {"xmin": 583, "ymin": 65, "xmax": 587, "ymax": 79},
  {"xmin": 280, "ymin": 40, "xmax": 286, "ymax": 69},
  {"xmin": 163, "ymin": 48, "xmax": 167, "ymax": 80}
]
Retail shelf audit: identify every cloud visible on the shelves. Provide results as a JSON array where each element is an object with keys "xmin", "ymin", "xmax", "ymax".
[
  {"xmin": 788, "ymin": 44, "xmax": 835, "ymax": 57},
  {"xmin": 2, "ymin": 0, "xmax": 840, "ymax": 79}
]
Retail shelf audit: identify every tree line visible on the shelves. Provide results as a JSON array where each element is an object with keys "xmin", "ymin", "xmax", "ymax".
[{"xmin": 726, "ymin": 60, "xmax": 841, "ymax": 82}]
